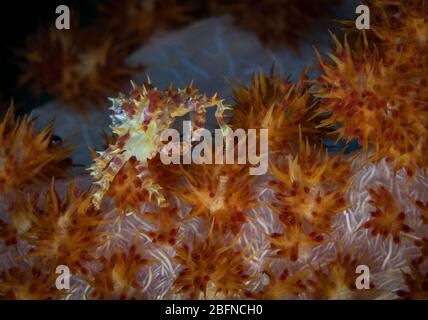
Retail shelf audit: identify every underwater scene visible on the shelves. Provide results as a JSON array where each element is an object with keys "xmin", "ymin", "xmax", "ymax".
[{"xmin": 0, "ymin": 0, "xmax": 427, "ymax": 301}]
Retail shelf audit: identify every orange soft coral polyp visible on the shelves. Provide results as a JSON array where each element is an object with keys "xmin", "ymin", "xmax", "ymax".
[
  {"xmin": 231, "ymin": 71, "xmax": 323, "ymax": 155},
  {"xmin": 174, "ymin": 159, "xmax": 260, "ymax": 236},
  {"xmin": 269, "ymin": 138, "xmax": 351, "ymax": 233},
  {"xmin": 314, "ymin": 32, "xmax": 428, "ymax": 175},
  {"xmin": 0, "ymin": 106, "xmax": 73, "ymax": 193},
  {"xmin": 362, "ymin": 186, "xmax": 412, "ymax": 244},
  {"xmin": 172, "ymin": 233, "xmax": 254, "ymax": 299},
  {"xmin": 86, "ymin": 242, "xmax": 153, "ymax": 299},
  {"xmin": 20, "ymin": 181, "xmax": 110, "ymax": 274},
  {"xmin": 20, "ymin": 25, "xmax": 140, "ymax": 110}
]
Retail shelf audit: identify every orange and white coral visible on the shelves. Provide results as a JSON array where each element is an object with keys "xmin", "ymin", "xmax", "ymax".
[
  {"xmin": 306, "ymin": 247, "xmax": 376, "ymax": 299},
  {"xmin": 1, "ymin": 0, "xmax": 428, "ymax": 301},
  {"xmin": 0, "ymin": 265, "xmax": 65, "ymax": 300},
  {"xmin": 20, "ymin": 181, "xmax": 110, "ymax": 275},
  {"xmin": 172, "ymin": 232, "xmax": 255, "ymax": 299},
  {"xmin": 174, "ymin": 161, "xmax": 259, "ymax": 235},
  {"xmin": 269, "ymin": 138, "xmax": 351, "ymax": 236},
  {"xmin": 20, "ymin": 25, "xmax": 140, "ymax": 109},
  {"xmin": 0, "ymin": 107, "xmax": 73, "ymax": 193},
  {"xmin": 85, "ymin": 242, "xmax": 153, "ymax": 299},
  {"xmin": 89, "ymin": 82, "xmax": 229, "ymax": 211},
  {"xmin": 315, "ymin": 1, "xmax": 428, "ymax": 175},
  {"xmin": 362, "ymin": 186, "xmax": 412, "ymax": 243},
  {"xmin": 104, "ymin": 154, "xmax": 181, "ymax": 215},
  {"xmin": 231, "ymin": 71, "xmax": 323, "ymax": 156}
]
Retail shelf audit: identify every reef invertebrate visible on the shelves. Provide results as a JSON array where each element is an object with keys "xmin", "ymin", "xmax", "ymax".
[
  {"xmin": 362, "ymin": 186, "xmax": 412, "ymax": 243},
  {"xmin": 172, "ymin": 233, "xmax": 255, "ymax": 299},
  {"xmin": 264, "ymin": 136, "xmax": 351, "ymax": 263},
  {"xmin": 0, "ymin": 192, "xmax": 37, "ymax": 246},
  {"xmin": 144, "ymin": 205, "xmax": 182, "ymax": 246},
  {"xmin": 396, "ymin": 260, "xmax": 428, "ymax": 300},
  {"xmin": 105, "ymin": 157, "xmax": 146, "ymax": 214},
  {"xmin": 247, "ymin": 267, "xmax": 307, "ymax": 299},
  {"xmin": 314, "ymin": 31, "xmax": 428, "ymax": 175},
  {"xmin": 366, "ymin": 0, "xmax": 428, "ymax": 63},
  {"xmin": 231, "ymin": 71, "xmax": 323, "ymax": 156},
  {"xmin": 105, "ymin": 156, "xmax": 180, "ymax": 215},
  {"xmin": 0, "ymin": 107, "xmax": 73, "ymax": 193},
  {"xmin": 21, "ymin": 181, "xmax": 110, "ymax": 274},
  {"xmin": 314, "ymin": 36, "xmax": 386, "ymax": 150},
  {"xmin": 1, "ymin": 0, "xmax": 426, "ymax": 302},
  {"xmin": 267, "ymin": 224, "xmax": 324, "ymax": 262},
  {"xmin": 20, "ymin": 25, "xmax": 140, "ymax": 109},
  {"xmin": 89, "ymin": 82, "xmax": 229, "ymax": 210},
  {"xmin": 92, "ymin": 134, "xmax": 181, "ymax": 215},
  {"xmin": 0, "ymin": 265, "xmax": 65, "ymax": 300},
  {"xmin": 175, "ymin": 159, "xmax": 259, "ymax": 235},
  {"xmin": 306, "ymin": 248, "xmax": 376, "ymax": 299},
  {"xmin": 413, "ymin": 237, "xmax": 428, "ymax": 266},
  {"xmin": 269, "ymin": 138, "xmax": 351, "ymax": 236},
  {"xmin": 85, "ymin": 242, "xmax": 153, "ymax": 299},
  {"xmin": 414, "ymin": 200, "xmax": 428, "ymax": 225}
]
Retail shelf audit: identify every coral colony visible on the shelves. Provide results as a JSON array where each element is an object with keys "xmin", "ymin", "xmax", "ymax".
[
  {"xmin": 0, "ymin": 0, "xmax": 428, "ymax": 300},
  {"xmin": 20, "ymin": 25, "xmax": 141, "ymax": 111}
]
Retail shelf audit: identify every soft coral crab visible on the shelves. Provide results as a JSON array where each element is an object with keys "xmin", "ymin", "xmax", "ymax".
[{"xmin": 89, "ymin": 81, "xmax": 230, "ymax": 210}]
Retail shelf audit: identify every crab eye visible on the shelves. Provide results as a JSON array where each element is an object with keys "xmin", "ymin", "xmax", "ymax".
[{"xmin": 49, "ymin": 135, "xmax": 63, "ymax": 147}]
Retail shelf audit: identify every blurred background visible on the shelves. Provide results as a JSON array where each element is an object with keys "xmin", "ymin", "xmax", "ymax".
[
  {"xmin": 0, "ymin": 1, "xmax": 99, "ymax": 112},
  {"xmin": 0, "ymin": 0, "xmax": 356, "ymax": 165}
]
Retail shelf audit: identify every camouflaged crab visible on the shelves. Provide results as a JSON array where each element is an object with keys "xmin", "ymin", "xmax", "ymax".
[{"xmin": 89, "ymin": 81, "xmax": 230, "ymax": 210}]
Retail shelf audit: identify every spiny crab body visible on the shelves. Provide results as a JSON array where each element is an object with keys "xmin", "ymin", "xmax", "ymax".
[{"xmin": 89, "ymin": 81, "xmax": 230, "ymax": 210}]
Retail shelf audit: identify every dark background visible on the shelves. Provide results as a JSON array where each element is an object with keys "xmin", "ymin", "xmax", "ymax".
[
  {"xmin": 0, "ymin": 1, "xmax": 348, "ymax": 115},
  {"xmin": 0, "ymin": 0, "xmax": 211, "ymax": 113},
  {"xmin": 0, "ymin": 1, "xmax": 99, "ymax": 112}
]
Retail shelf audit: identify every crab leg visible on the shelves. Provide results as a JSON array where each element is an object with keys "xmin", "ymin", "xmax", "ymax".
[{"xmin": 89, "ymin": 149, "xmax": 127, "ymax": 208}]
